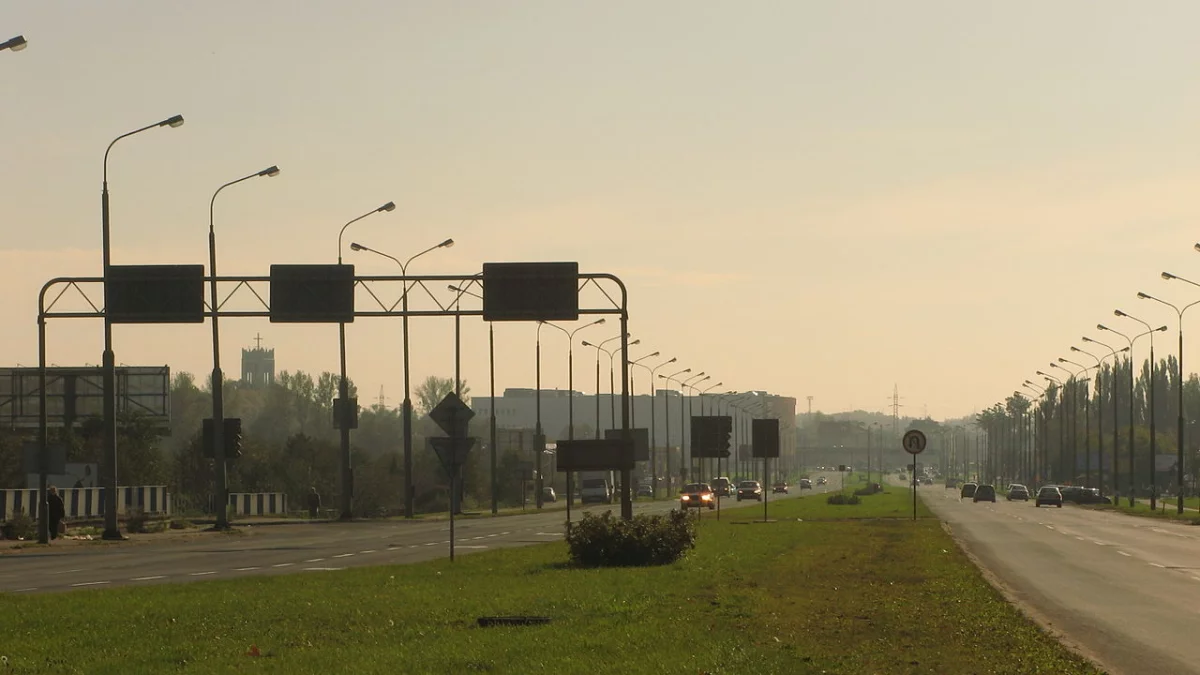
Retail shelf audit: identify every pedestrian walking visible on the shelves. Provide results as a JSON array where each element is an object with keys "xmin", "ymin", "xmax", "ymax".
[
  {"xmin": 307, "ymin": 487, "xmax": 321, "ymax": 519},
  {"xmin": 48, "ymin": 485, "xmax": 65, "ymax": 540}
]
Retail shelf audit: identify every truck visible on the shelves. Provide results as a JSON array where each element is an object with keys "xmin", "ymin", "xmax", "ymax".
[{"xmin": 579, "ymin": 471, "xmax": 615, "ymax": 504}]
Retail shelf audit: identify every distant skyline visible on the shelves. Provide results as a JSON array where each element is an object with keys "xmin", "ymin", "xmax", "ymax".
[{"xmin": 6, "ymin": 2, "xmax": 1200, "ymax": 421}]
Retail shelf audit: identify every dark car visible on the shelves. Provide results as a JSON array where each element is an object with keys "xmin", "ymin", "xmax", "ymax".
[
  {"xmin": 680, "ymin": 483, "xmax": 715, "ymax": 510},
  {"xmin": 1007, "ymin": 484, "xmax": 1030, "ymax": 501},
  {"xmin": 922, "ymin": 477, "xmax": 934, "ymax": 486},
  {"xmin": 636, "ymin": 484, "xmax": 654, "ymax": 498},
  {"xmin": 772, "ymin": 482, "xmax": 789, "ymax": 494},
  {"xmin": 960, "ymin": 482, "xmax": 978, "ymax": 499},
  {"xmin": 1036, "ymin": 486, "xmax": 1063, "ymax": 508},
  {"xmin": 736, "ymin": 481, "xmax": 763, "ymax": 502},
  {"xmin": 799, "ymin": 478, "xmax": 813, "ymax": 490},
  {"xmin": 973, "ymin": 484, "xmax": 997, "ymax": 503},
  {"xmin": 711, "ymin": 477, "xmax": 733, "ymax": 497},
  {"xmin": 1060, "ymin": 486, "xmax": 1111, "ymax": 505}
]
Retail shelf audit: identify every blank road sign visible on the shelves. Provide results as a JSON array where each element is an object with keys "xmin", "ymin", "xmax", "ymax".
[
  {"xmin": 481, "ymin": 262, "xmax": 579, "ymax": 322},
  {"xmin": 270, "ymin": 264, "xmax": 355, "ymax": 323},
  {"xmin": 555, "ymin": 439, "xmax": 634, "ymax": 472},
  {"xmin": 751, "ymin": 418, "xmax": 780, "ymax": 458},
  {"xmin": 604, "ymin": 428, "xmax": 650, "ymax": 461},
  {"xmin": 105, "ymin": 264, "xmax": 205, "ymax": 323}
]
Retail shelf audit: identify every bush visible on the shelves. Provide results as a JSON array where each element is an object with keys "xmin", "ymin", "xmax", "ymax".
[
  {"xmin": 2, "ymin": 510, "xmax": 36, "ymax": 540},
  {"xmin": 169, "ymin": 518, "xmax": 193, "ymax": 530},
  {"xmin": 124, "ymin": 509, "xmax": 149, "ymax": 534},
  {"xmin": 826, "ymin": 493, "xmax": 861, "ymax": 505},
  {"xmin": 566, "ymin": 510, "xmax": 696, "ymax": 567}
]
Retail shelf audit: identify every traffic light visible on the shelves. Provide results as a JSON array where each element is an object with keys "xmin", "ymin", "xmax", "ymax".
[{"xmin": 201, "ymin": 418, "xmax": 243, "ymax": 460}]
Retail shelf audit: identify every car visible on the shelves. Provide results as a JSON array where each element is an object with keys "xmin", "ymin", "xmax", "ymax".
[
  {"xmin": 922, "ymin": 477, "xmax": 934, "ymax": 486},
  {"xmin": 817, "ymin": 476, "xmax": 828, "ymax": 486},
  {"xmin": 1007, "ymin": 485, "xmax": 1030, "ymax": 501},
  {"xmin": 973, "ymin": 484, "xmax": 997, "ymax": 503},
  {"xmin": 736, "ymin": 480, "xmax": 763, "ymax": 502},
  {"xmin": 636, "ymin": 484, "xmax": 654, "ymax": 498},
  {"xmin": 680, "ymin": 483, "xmax": 716, "ymax": 510},
  {"xmin": 960, "ymin": 482, "xmax": 978, "ymax": 499},
  {"xmin": 1060, "ymin": 486, "xmax": 1111, "ymax": 505},
  {"xmin": 711, "ymin": 477, "xmax": 733, "ymax": 497},
  {"xmin": 1035, "ymin": 486, "xmax": 1064, "ymax": 508},
  {"xmin": 772, "ymin": 482, "xmax": 789, "ymax": 494},
  {"xmin": 899, "ymin": 473, "xmax": 907, "ymax": 481},
  {"xmin": 541, "ymin": 486, "xmax": 557, "ymax": 503},
  {"xmin": 945, "ymin": 478, "xmax": 959, "ymax": 489},
  {"xmin": 799, "ymin": 478, "xmax": 813, "ymax": 490}
]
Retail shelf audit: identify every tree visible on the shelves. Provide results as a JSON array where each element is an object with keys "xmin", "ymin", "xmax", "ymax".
[{"xmin": 414, "ymin": 376, "xmax": 471, "ymax": 417}]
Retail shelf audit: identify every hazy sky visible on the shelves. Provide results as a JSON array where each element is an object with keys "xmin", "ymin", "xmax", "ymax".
[{"xmin": 5, "ymin": 1, "xmax": 1200, "ymax": 420}]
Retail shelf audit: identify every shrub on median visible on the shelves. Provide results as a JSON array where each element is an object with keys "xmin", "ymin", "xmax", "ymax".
[
  {"xmin": 566, "ymin": 509, "xmax": 697, "ymax": 567},
  {"xmin": 853, "ymin": 483, "xmax": 884, "ymax": 496},
  {"xmin": 826, "ymin": 493, "xmax": 861, "ymax": 505}
]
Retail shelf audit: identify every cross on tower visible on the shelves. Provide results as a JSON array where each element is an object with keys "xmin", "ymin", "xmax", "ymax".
[{"xmin": 254, "ymin": 333, "xmax": 264, "ymax": 349}]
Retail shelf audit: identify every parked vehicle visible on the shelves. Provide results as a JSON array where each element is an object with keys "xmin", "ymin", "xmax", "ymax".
[
  {"xmin": 542, "ymin": 486, "xmax": 557, "ymax": 503},
  {"xmin": 973, "ymin": 484, "xmax": 997, "ymax": 503}
]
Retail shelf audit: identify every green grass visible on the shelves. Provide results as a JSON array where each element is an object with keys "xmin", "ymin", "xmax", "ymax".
[
  {"xmin": 0, "ymin": 488, "xmax": 1099, "ymax": 674},
  {"xmin": 1085, "ymin": 499, "xmax": 1200, "ymax": 523}
]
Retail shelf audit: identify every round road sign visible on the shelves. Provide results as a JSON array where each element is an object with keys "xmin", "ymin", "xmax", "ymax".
[{"xmin": 901, "ymin": 429, "xmax": 927, "ymax": 455}]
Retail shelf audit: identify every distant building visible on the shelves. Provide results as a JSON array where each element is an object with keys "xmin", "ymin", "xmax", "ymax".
[{"xmin": 241, "ymin": 333, "xmax": 275, "ymax": 387}]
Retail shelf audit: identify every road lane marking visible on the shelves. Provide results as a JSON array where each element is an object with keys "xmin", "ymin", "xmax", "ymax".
[
  {"xmin": 303, "ymin": 567, "xmax": 345, "ymax": 571},
  {"xmin": 131, "ymin": 576, "xmax": 166, "ymax": 581},
  {"xmin": 333, "ymin": 553, "xmax": 354, "ymax": 558},
  {"xmin": 50, "ymin": 569, "xmax": 84, "ymax": 575},
  {"xmin": 189, "ymin": 571, "xmax": 216, "ymax": 576},
  {"xmin": 472, "ymin": 536, "xmax": 485, "ymax": 540},
  {"xmin": 360, "ymin": 550, "xmax": 376, "ymax": 554},
  {"xmin": 271, "ymin": 563, "xmax": 293, "ymax": 568},
  {"xmin": 1045, "ymin": 525, "xmax": 1055, "ymax": 530},
  {"xmin": 486, "ymin": 533, "xmax": 498, "ymax": 537},
  {"xmin": 500, "ymin": 532, "xmax": 511, "ymax": 535},
  {"xmin": 303, "ymin": 558, "xmax": 325, "ymax": 563},
  {"xmin": 423, "ymin": 542, "xmax": 437, "ymax": 546},
  {"xmin": 457, "ymin": 545, "xmax": 488, "ymax": 549},
  {"xmin": 1150, "ymin": 563, "xmax": 1165, "ymax": 568},
  {"xmin": 70, "ymin": 581, "xmax": 109, "ymax": 587},
  {"xmin": 1117, "ymin": 551, "xmax": 1131, "ymax": 557},
  {"xmin": 1092, "ymin": 541, "xmax": 1105, "ymax": 546},
  {"xmin": 1075, "ymin": 536, "xmax": 1085, "ymax": 541},
  {"xmin": 234, "ymin": 566, "xmax": 260, "ymax": 571}
]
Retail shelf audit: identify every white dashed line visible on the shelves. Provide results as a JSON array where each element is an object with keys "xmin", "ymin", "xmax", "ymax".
[
  {"xmin": 303, "ymin": 558, "xmax": 325, "ymax": 563},
  {"xmin": 486, "ymin": 533, "xmax": 498, "ymax": 538},
  {"xmin": 1117, "ymin": 551, "xmax": 1131, "ymax": 556},
  {"xmin": 70, "ymin": 581, "xmax": 110, "ymax": 587},
  {"xmin": 1150, "ymin": 563, "xmax": 1166, "ymax": 568},
  {"xmin": 424, "ymin": 542, "xmax": 437, "ymax": 546},
  {"xmin": 1092, "ymin": 541, "xmax": 1105, "ymax": 546},
  {"xmin": 303, "ymin": 567, "xmax": 345, "ymax": 571},
  {"xmin": 333, "ymin": 553, "xmax": 354, "ymax": 559},
  {"xmin": 1075, "ymin": 536, "xmax": 1086, "ymax": 541},
  {"xmin": 500, "ymin": 531, "xmax": 511, "ymax": 535},
  {"xmin": 458, "ymin": 545, "xmax": 488, "ymax": 549},
  {"xmin": 131, "ymin": 576, "xmax": 166, "ymax": 581},
  {"xmin": 51, "ymin": 569, "xmax": 84, "ymax": 575},
  {"xmin": 12, "ymin": 588, "xmax": 37, "ymax": 592},
  {"xmin": 189, "ymin": 571, "xmax": 216, "ymax": 576},
  {"xmin": 234, "ymin": 566, "xmax": 260, "ymax": 571},
  {"xmin": 1045, "ymin": 525, "xmax": 1055, "ymax": 530},
  {"xmin": 360, "ymin": 550, "xmax": 376, "ymax": 554},
  {"xmin": 272, "ymin": 563, "xmax": 293, "ymax": 568}
]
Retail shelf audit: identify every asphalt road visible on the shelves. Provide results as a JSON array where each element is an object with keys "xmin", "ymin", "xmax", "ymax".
[
  {"xmin": 920, "ymin": 482, "xmax": 1200, "ymax": 675},
  {"xmin": 0, "ymin": 475, "xmax": 837, "ymax": 595}
]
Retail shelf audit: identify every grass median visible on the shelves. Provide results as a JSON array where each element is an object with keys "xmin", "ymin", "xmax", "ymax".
[{"xmin": 0, "ymin": 487, "xmax": 1100, "ymax": 674}]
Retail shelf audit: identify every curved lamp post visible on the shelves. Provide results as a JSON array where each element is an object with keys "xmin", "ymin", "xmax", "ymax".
[
  {"xmin": 351, "ymin": 237, "xmax": 454, "ymax": 517},
  {"xmin": 1114, "ymin": 309, "xmax": 1168, "ymax": 509},
  {"xmin": 1083, "ymin": 336, "xmax": 1128, "ymax": 502},
  {"xmin": 330, "ymin": 201, "xmax": 394, "ymax": 519},
  {"xmin": 1024, "ymin": 381, "xmax": 1046, "ymax": 482},
  {"xmin": 1146, "ymin": 277, "xmax": 1200, "ymax": 512},
  {"xmin": 208, "ymin": 165, "xmax": 280, "ymax": 530},
  {"xmin": 1059, "ymin": 357, "xmax": 1094, "ymax": 489},
  {"xmin": 90, "ymin": 114, "xmax": 184, "ymax": 544},
  {"xmin": 632, "ymin": 356, "xmax": 674, "ymax": 496},
  {"xmin": 1098, "ymin": 322, "xmax": 1163, "ymax": 505},
  {"xmin": 682, "ymin": 373, "xmax": 709, "ymax": 481},
  {"xmin": 541, "ymin": 318, "xmax": 606, "ymax": 507},
  {"xmin": 660, "ymin": 367, "xmax": 692, "ymax": 493}
]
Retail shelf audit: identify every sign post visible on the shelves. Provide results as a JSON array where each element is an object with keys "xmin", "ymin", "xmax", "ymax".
[
  {"xmin": 428, "ymin": 392, "xmax": 476, "ymax": 561},
  {"xmin": 902, "ymin": 429, "xmax": 927, "ymax": 521}
]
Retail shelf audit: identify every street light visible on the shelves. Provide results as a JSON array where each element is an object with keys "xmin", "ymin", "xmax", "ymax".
[
  {"xmin": 207, "ymin": 165, "xmax": 280, "ymax": 530},
  {"xmin": 1113, "ymin": 309, "xmax": 1169, "ymax": 509},
  {"xmin": 582, "ymin": 335, "xmax": 638, "ymax": 437},
  {"xmin": 1148, "ymin": 276, "xmax": 1200, "ymax": 512},
  {"xmin": 1098, "ymin": 323, "xmax": 1163, "ymax": 506},
  {"xmin": 632, "ymin": 356, "xmax": 674, "ymax": 496},
  {"xmin": 541, "ymin": 318, "xmax": 606, "ymax": 507},
  {"xmin": 660, "ymin": 367, "xmax": 692, "ymax": 493},
  {"xmin": 1023, "ymin": 382, "xmax": 1046, "ymax": 481},
  {"xmin": 1071, "ymin": 343, "xmax": 1129, "ymax": 499},
  {"xmin": 329, "ymin": 201, "xmax": 394, "ymax": 520},
  {"xmin": 682, "ymin": 372, "xmax": 709, "ymax": 481},
  {"xmin": 1059, "ymin": 357, "xmax": 1094, "ymax": 489},
  {"xmin": 2, "ymin": 35, "xmax": 27, "ymax": 51},
  {"xmin": 1082, "ymin": 336, "xmax": 1129, "ymax": 502},
  {"xmin": 351, "ymin": 237, "xmax": 454, "ymax": 518},
  {"xmin": 90, "ymin": 114, "xmax": 185, "ymax": 545},
  {"xmin": 1036, "ymin": 370, "xmax": 1065, "ymax": 483}
]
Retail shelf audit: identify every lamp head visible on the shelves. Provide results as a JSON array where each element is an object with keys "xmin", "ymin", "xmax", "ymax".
[
  {"xmin": 629, "ymin": 339, "xmax": 641, "ymax": 346},
  {"xmin": 1194, "ymin": 242, "xmax": 1200, "ymax": 253},
  {"xmin": 592, "ymin": 318, "xmax": 606, "ymax": 326},
  {"xmin": 648, "ymin": 351, "xmax": 660, "ymax": 357},
  {"xmin": 1081, "ymin": 336, "xmax": 1093, "ymax": 343},
  {"xmin": 1121, "ymin": 346, "xmax": 1130, "ymax": 353},
  {"xmin": 259, "ymin": 165, "xmax": 280, "ymax": 178},
  {"xmin": 447, "ymin": 285, "xmax": 461, "ymax": 293},
  {"xmin": 1163, "ymin": 272, "xmax": 1175, "ymax": 281},
  {"xmin": 1158, "ymin": 325, "xmax": 1169, "ymax": 332},
  {"xmin": 581, "ymin": 341, "xmax": 595, "ymax": 348},
  {"xmin": 379, "ymin": 201, "xmax": 396, "ymax": 212},
  {"xmin": 439, "ymin": 238, "xmax": 455, "ymax": 248},
  {"xmin": 5, "ymin": 35, "xmax": 27, "ymax": 51},
  {"xmin": 667, "ymin": 357, "xmax": 677, "ymax": 364},
  {"xmin": 1136, "ymin": 292, "xmax": 1149, "ymax": 300},
  {"xmin": 160, "ymin": 114, "xmax": 185, "ymax": 128},
  {"xmin": 1069, "ymin": 346, "xmax": 1080, "ymax": 353},
  {"xmin": 349, "ymin": 242, "xmax": 365, "ymax": 252},
  {"xmin": 1114, "ymin": 309, "xmax": 1126, "ymax": 317}
]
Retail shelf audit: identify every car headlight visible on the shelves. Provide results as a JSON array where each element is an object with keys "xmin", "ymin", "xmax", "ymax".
[
  {"xmin": 681, "ymin": 495, "xmax": 689, "ymax": 501},
  {"xmin": 701, "ymin": 494, "xmax": 712, "ymax": 501}
]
